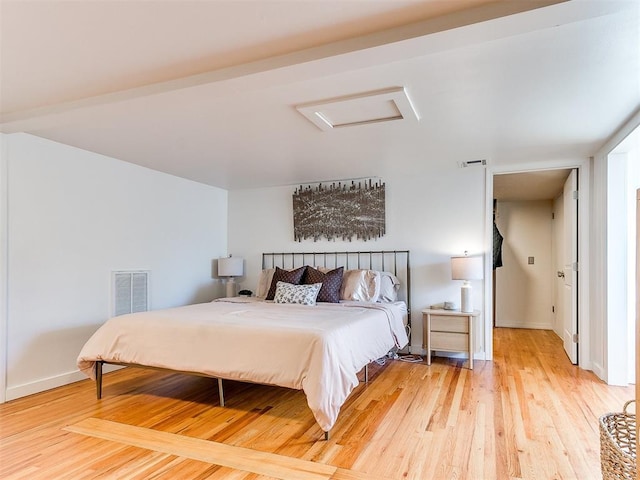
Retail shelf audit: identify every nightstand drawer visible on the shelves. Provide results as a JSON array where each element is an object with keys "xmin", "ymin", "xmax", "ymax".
[
  {"xmin": 431, "ymin": 331, "xmax": 469, "ymax": 351},
  {"xmin": 431, "ymin": 315, "xmax": 469, "ymax": 333}
]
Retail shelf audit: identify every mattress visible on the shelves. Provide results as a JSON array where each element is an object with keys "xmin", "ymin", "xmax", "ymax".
[{"xmin": 77, "ymin": 297, "xmax": 408, "ymax": 431}]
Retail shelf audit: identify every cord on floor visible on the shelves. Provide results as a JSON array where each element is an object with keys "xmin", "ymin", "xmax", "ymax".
[{"xmin": 398, "ymin": 354, "xmax": 423, "ymax": 363}]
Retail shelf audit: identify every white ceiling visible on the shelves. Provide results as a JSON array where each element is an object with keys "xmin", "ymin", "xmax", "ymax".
[{"xmin": 1, "ymin": 0, "xmax": 639, "ymax": 190}]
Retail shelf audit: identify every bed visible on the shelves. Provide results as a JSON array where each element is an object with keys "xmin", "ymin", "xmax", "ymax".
[{"xmin": 77, "ymin": 250, "xmax": 411, "ymax": 438}]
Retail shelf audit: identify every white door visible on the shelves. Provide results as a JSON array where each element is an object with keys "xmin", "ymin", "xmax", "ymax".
[
  {"xmin": 562, "ymin": 169, "xmax": 578, "ymax": 364},
  {"xmin": 552, "ymin": 194, "xmax": 564, "ymax": 339}
]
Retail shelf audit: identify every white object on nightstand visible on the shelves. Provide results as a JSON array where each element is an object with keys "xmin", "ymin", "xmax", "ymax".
[
  {"xmin": 218, "ymin": 256, "xmax": 244, "ymax": 298},
  {"xmin": 451, "ymin": 253, "xmax": 483, "ymax": 313},
  {"xmin": 422, "ymin": 308, "xmax": 480, "ymax": 370}
]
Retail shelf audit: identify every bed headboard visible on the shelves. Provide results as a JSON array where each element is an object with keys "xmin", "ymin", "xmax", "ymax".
[{"xmin": 262, "ymin": 250, "xmax": 411, "ymax": 329}]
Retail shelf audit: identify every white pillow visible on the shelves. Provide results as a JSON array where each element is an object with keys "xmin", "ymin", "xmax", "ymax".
[
  {"xmin": 274, "ymin": 281, "xmax": 322, "ymax": 305},
  {"xmin": 378, "ymin": 271, "xmax": 400, "ymax": 302},
  {"xmin": 340, "ymin": 269, "xmax": 380, "ymax": 302}
]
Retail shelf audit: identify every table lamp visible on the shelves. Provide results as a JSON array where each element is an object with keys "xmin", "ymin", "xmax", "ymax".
[
  {"xmin": 218, "ymin": 256, "xmax": 244, "ymax": 298},
  {"xmin": 451, "ymin": 252, "xmax": 483, "ymax": 313}
]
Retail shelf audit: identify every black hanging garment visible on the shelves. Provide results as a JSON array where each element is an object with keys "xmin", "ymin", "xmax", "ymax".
[{"xmin": 493, "ymin": 222, "xmax": 504, "ymax": 269}]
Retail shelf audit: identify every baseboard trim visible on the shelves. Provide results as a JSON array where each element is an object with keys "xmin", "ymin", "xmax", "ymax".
[
  {"xmin": 591, "ymin": 361, "xmax": 606, "ymax": 382},
  {"xmin": 409, "ymin": 345, "xmax": 426, "ymax": 355},
  {"xmin": 6, "ymin": 364, "xmax": 122, "ymax": 401}
]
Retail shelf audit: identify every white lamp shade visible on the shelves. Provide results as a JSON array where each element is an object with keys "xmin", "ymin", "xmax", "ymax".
[
  {"xmin": 451, "ymin": 255, "xmax": 483, "ymax": 280},
  {"xmin": 218, "ymin": 256, "xmax": 244, "ymax": 277}
]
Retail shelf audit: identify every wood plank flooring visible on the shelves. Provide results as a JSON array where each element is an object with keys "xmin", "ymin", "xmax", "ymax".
[{"xmin": 0, "ymin": 328, "xmax": 634, "ymax": 479}]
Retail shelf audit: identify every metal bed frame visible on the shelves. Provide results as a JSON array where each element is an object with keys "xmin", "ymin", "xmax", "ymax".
[
  {"xmin": 262, "ymin": 250, "xmax": 411, "ymax": 332},
  {"xmin": 94, "ymin": 250, "xmax": 411, "ymax": 440}
]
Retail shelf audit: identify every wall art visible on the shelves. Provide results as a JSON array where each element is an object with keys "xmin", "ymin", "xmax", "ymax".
[{"xmin": 293, "ymin": 179, "xmax": 385, "ymax": 242}]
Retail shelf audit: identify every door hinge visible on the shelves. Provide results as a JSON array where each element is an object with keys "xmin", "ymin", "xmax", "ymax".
[
  {"xmin": 572, "ymin": 262, "xmax": 578, "ymax": 271},
  {"xmin": 573, "ymin": 333, "xmax": 579, "ymax": 343},
  {"xmin": 572, "ymin": 190, "xmax": 579, "ymax": 200}
]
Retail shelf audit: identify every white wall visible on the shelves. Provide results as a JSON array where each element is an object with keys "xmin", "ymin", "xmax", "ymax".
[
  {"xmin": 494, "ymin": 200, "xmax": 554, "ymax": 329},
  {"xmin": 591, "ymin": 154, "xmax": 608, "ymax": 380},
  {"xmin": 626, "ymin": 140, "xmax": 639, "ymax": 383},
  {"xmin": 4, "ymin": 133, "xmax": 228, "ymax": 400},
  {"xmin": 228, "ymin": 168, "xmax": 487, "ymax": 356},
  {"xmin": 607, "ymin": 152, "xmax": 629, "ymax": 385}
]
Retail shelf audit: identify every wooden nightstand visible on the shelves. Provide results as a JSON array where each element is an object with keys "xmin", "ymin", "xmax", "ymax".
[{"xmin": 422, "ymin": 308, "xmax": 480, "ymax": 369}]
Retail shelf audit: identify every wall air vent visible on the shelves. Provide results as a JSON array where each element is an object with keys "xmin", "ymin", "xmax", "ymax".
[
  {"xmin": 459, "ymin": 159, "xmax": 487, "ymax": 168},
  {"xmin": 296, "ymin": 87, "xmax": 419, "ymax": 131},
  {"xmin": 112, "ymin": 270, "xmax": 149, "ymax": 316}
]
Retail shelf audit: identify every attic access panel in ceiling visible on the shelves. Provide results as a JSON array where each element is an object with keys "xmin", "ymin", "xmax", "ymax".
[{"xmin": 296, "ymin": 87, "xmax": 419, "ymax": 131}]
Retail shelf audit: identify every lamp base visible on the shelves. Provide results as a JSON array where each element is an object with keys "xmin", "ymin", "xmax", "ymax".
[
  {"xmin": 460, "ymin": 282, "xmax": 473, "ymax": 313},
  {"xmin": 226, "ymin": 279, "xmax": 237, "ymax": 298}
]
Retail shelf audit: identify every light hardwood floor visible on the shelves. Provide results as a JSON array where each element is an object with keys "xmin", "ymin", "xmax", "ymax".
[{"xmin": 0, "ymin": 328, "xmax": 634, "ymax": 479}]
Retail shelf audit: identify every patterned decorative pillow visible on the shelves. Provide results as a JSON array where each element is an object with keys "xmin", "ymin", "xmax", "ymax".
[
  {"xmin": 303, "ymin": 266, "xmax": 343, "ymax": 303},
  {"xmin": 266, "ymin": 266, "xmax": 307, "ymax": 300},
  {"xmin": 274, "ymin": 281, "xmax": 322, "ymax": 305}
]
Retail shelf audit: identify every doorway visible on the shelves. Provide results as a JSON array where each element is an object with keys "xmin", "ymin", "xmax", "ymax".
[
  {"xmin": 484, "ymin": 160, "xmax": 590, "ymax": 366},
  {"xmin": 492, "ymin": 169, "xmax": 577, "ymax": 363}
]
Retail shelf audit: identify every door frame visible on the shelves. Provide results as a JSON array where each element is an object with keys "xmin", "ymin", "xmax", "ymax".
[
  {"xmin": 484, "ymin": 159, "xmax": 590, "ymax": 369},
  {"xmin": 592, "ymin": 110, "xmax": 640, "ymax": 384}
]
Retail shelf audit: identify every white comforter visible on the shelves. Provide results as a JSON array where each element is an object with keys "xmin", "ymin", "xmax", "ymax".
[{"xmin": 77, "ymin": 298, "xmax": 408, "ymax": 431}]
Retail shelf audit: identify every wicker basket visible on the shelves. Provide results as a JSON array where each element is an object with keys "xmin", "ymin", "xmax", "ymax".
[{"xmin": 600, "ymin": 400, "xmax": 637, "ymax": 480}]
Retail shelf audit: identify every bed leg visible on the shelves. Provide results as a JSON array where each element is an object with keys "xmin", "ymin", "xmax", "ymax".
[
  {"xmin": 365, "ymin": 363, "xmax": 369, "ymax": 383},
  {"xmin": 218, "ymin": 378, "xmax": 225, "ymax": 407},
  {"xmin": 96, "ymin": 361, "xmax": 103, "ymax": 400},
  {"xmin": 324, "ymin": 431, "xmax": 330, "ymax": 441}
]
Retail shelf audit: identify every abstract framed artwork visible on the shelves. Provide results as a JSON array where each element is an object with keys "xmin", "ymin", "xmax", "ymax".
[{"xmin": 293, "ymin": 179, "xmax": 386, "ymax": 242}]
